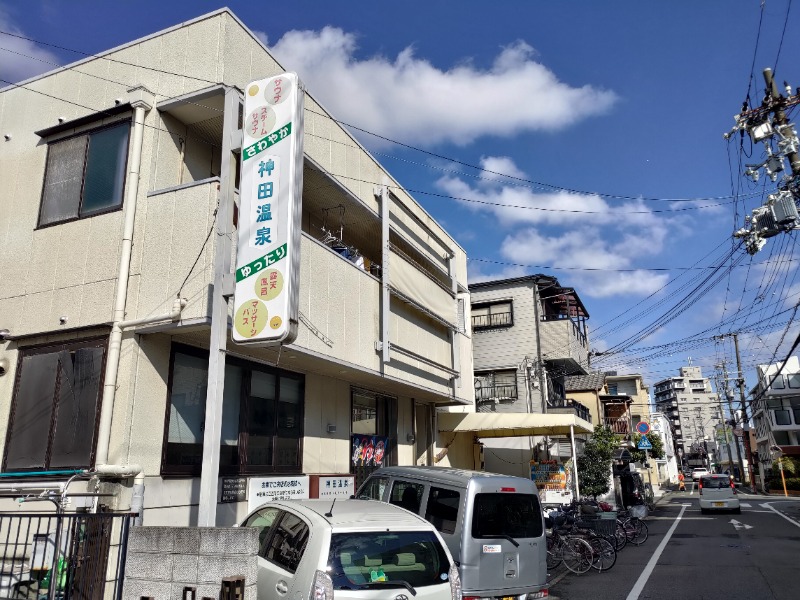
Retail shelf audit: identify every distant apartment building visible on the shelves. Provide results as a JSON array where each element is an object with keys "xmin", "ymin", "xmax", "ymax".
[
  {"xmin": 751, "ymin": 356, "xmax": 800, "ymax": 489},
  {"xmin": 649, "ymin": 412, "xmax": 679, "ymax": 484},
  {"xmin": 0, "ymin": 8, "xmax": 475, "ymax": 526},
  {"xmin": 653, "ymin": 366, "xmax": 723, "ymax": 469},
  {"xmin": 468, "ymin": 275, "xmax": 593, "ymax": 479}
]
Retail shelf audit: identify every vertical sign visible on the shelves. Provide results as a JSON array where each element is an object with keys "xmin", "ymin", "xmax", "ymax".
[{"xmin": 234, "ymin": 73, "xmax": 304, "ymax": 345}]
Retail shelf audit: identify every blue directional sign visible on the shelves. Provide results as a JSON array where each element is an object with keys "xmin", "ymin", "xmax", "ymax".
[{"xmin": 637, "ymin": 437, "xmax": 653, "ymax": 450}]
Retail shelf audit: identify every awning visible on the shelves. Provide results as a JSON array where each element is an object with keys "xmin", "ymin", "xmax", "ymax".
[{"xmin": 438, "ymin": 412, "xmax": 593, "ymax": 438}]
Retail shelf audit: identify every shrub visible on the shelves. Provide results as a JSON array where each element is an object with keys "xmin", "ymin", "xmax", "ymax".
[{"xmin": 768, "ymin": 477, "xmax": 800, "ymax": 491}]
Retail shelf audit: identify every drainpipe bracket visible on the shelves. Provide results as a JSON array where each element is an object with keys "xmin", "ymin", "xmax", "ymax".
[{"xmin": 221, "ymin": 272, "xmax": 236, "ymax": 297}]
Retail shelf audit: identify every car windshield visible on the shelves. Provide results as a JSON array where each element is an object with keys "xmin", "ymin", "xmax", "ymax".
[
  {"xmin": 472, "ymin": 493, "xmax": 543, "ymax": 540},
  {"xmin": 328, "ymin": 531, "xmax": 450, "ymax": 590},
  {"xmin": 701, "ymin": 477, "xmax": 731, "ymax": 489}
]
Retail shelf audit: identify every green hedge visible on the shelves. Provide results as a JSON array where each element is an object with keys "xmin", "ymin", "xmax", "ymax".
[{"xmin": 768, "ymin": 477, "xmax": 800, "ymax": 491}]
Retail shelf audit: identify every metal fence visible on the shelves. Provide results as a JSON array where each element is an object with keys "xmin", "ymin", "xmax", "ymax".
[{"xmin": 0, "ymin": 512, "xmax": 133, "ymax": 600}]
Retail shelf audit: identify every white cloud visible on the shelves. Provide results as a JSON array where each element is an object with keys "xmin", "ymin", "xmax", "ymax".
[
  {"xmin": 0, "ymin": 6, "xmax": 61, "ymax": 84},
  {"xmin": 441, "ymin": 155, "xmax": 689, "ymax": 298},
  {"xmin": 270, "ymin": 28, "xmax": 617, "ymax": 147}
]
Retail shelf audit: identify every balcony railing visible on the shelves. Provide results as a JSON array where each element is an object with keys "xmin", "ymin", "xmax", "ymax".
[
  {"xmin": 472, "ymin": 311, "xmax": 513, "ymax": 330},
  {"xmin": 604, "ymin": 416, "xmax": 630, "ymax": 434},
  {"xmin": 549, "ymin": 397, "xmax": 591, "ymax": 423},
  {"xmin": 475, "ymin": 382, "xmax": 518, "ymax": 403}
]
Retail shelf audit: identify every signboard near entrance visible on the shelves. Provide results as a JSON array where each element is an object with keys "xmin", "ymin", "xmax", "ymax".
[
  {"xmin": 247, "ymin": 475, "xmax": 310, "ymax": 512},
  {"xmin": 220, "ymin": 476, "xmax": 247, "ymax": 504}
]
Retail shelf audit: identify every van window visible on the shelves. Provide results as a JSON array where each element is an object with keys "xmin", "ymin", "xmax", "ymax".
[
  {"xmin": 472, "ymin": 493, "xmax": 543, "ymax": 539},
  {"xmin": 358, "ymin": 476, "xmax": 389, "ymax": 500},
  {"xmin": 424, "ymin": 487, "xmax": 460, "ymax": 534},
  {"xmin": 390, "ymin": 481, "xmax": 424, "ymax": 513}
]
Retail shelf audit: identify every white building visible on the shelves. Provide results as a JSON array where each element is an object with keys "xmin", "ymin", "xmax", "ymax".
[
  {"xmin": 649, "ymin": 412, "xmax": 679, "ymax": 485},
  {"xmin": 0, "ymin": 8, "xmax": 475, "ymax": 525},
  {"xmin": 752, "ymin": 356, "xmax": 800, "ymax": 490}
]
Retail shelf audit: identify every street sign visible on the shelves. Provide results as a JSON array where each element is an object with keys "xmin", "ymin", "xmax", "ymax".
[
  {"xmin": 635, "ymin": 421, "xmax": 651, "ymax": 435},
  {"xmin": 637, "ymin": 437, "xmax": 653, "ymax": 450}
]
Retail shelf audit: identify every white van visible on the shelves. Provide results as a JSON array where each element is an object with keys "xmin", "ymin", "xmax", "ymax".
[{"xmin": 357, "ymin": 466, "xmax": 548, "ymax": 600}]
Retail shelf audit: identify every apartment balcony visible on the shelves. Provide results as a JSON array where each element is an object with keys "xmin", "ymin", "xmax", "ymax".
[
  {"xmin": 604, "ymin": 416, "xmax": 631, "ymax": 435},
  {"xmin": 474, "ymin": 382, "xmax": 519, "ymax": 404},
  {"xmin": 549, "ymin": 397, "xmax": 592, "ymax": 423}
]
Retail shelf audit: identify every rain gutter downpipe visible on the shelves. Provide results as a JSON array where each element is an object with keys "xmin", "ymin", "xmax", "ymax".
[{"xmin": 95, "ymin": 86, "xmax": 178, "ymax": 481}]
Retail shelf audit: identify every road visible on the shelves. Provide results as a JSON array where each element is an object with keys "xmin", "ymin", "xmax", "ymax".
[{"xmin": 549, "ymin": 489, "xmax": 800, "ymax": 600}]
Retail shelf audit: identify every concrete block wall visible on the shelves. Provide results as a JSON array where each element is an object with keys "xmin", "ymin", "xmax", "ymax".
[{"xmin": 123, "ymin": 527, "xmax": 258, "ymax": 600}]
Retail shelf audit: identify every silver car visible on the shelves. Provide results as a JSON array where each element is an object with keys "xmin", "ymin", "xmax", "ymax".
[{"xmin": 241, "ymin": 498, "xmax": 460, "ymax": 600}]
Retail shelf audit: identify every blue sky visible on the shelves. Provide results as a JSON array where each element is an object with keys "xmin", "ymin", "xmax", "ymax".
[{"xmin": 3, "ymin": 0, "xmax": 800, "ymax": 395}]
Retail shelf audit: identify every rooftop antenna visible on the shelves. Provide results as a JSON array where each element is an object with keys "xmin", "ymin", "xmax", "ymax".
[{"xmin": 324, "ymin": 497, "xmax": 336, "ymax": 517}]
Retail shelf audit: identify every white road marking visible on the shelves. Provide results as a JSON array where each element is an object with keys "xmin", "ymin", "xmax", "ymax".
[
  {"xmin": 740, "ymin": 503, "xmax": 751, "ymax": 507},
  {"xmin": 625, "ymin": 503, "xmax": 688, "ymax": 600},
  {"xmin": 729, "ymin": 519, "xmax": 753, "ymax": 530},
  {"xmin": 763, "ymin": 502, "xmax": 800, "ymax": 529}
]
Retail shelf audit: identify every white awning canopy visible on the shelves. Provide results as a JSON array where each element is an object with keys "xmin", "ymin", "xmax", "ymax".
[{"xmin": 438, "ymin": 412, "xmax": 593, "ymax": 438}]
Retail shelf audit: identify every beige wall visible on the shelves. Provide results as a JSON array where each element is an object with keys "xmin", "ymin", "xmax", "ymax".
[{"xmin": 0, "ymin": 9, "xmax": 474, "ymax": 520}]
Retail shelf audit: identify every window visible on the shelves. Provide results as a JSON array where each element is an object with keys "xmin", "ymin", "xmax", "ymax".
[
  {"xmin": 475, "ymin": 370, "xmax": 518, "ymax": 404},
  {"xmin": 329, "ymin": 531, "xmax": 449, "ymax": 590},
  {"xmin": 265, "ymin": 512, "xmax": 309, "ymax": 573},
  {"xmin": 356, "ymin": 476, "xmax": 390, "ymax": 500},
  {"xmin": 39, "ymin": 122, "xmax": 130, "ymax": 227},
  {"xmin": 774, "ymin": 409, "xmax": 792, "ymax": 426},
  {"xmin": 788, "ymin": 373, "xmax": 800, "ymax": 389},
  {"xmin": 162, "ymin": 345, "xmax": 304, "ymax": 476},
  {"xmin": 472, "ymin": 493, "xmax": 543, "ymax": 539},
  {"xmin": 389, "ymin": 481, "xmax": 424, "ymax": 513},
  {"xmin": 471, "ymin": 301, "xmax": 513, "ymax": 330},
  {"xmin": 770, "ymin": 374, "xmax": 786, "ymax": 389},
  {"xmin": 4, "ymin": 339, "xmax": 106, "ymax": 472},
  {"xmin": 425, "ymin": 487, "xmax": 461, "ymax": 534},
  {"xmin": 243, "ymin": 506, "xmax": 281, "ymax": 555},
  {"xmin": 607, "ymin": 384, "xmax": 618, "ymax": 395}
]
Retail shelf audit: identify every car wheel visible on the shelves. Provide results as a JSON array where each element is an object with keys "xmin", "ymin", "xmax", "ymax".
[
  {"xmin": 700, "ymin": 508, "xmax": 707, "ymax": 514},
  {"xmin": 733, "ymin": 507, "xmax": 741, "ymax": 514}
]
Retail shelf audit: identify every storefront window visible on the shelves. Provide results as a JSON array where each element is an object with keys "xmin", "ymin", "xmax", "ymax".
[{"xmin": 163, "ymin": 345, "xmax": 304, "ymax": 476}]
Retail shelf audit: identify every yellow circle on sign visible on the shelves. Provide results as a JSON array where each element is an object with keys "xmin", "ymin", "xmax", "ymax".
[
  {"xmin": 248, "ymin": 85, "xmax": 260, "ymax": 96},
  {"xmin": 254, "ymin": 269, "xmax": 284, "ymax": 301},
  {"xmin": 270, "ymin": 316, "xmax": 282, "ymax": 330},
  {"xmin": 234, "ymin": 299, "xmax": 268, "ymax": 339}
]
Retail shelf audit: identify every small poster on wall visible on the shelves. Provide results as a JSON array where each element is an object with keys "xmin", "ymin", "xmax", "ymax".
[{"xmin": 351, "ymin": 435, "xmax": 389, "ymax": 467}]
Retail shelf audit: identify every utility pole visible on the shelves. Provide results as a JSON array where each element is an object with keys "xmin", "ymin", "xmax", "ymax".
[
  {"xmin": 727, "ymin": 68, "xmax": 800, "ymax": 254},
  {"xmin": 733, "ymin": 334, "xmax": 757, "ymax": 490},
  {"xmin": 714, "ymin": 362, "xmax": 738, "ymax": 478},
  {"xmin": 713, "ymin": 340, "xmax": 749, "ymax": 486}
]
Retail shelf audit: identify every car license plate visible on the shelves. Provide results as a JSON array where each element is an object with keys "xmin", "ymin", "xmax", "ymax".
[
  {"xmin": 713, "ymin": 502, "xmax": 725, "ymax": 507},
  {"xmin": 501, "ymin": 597, "xmax": 514, "ymax": 600}
]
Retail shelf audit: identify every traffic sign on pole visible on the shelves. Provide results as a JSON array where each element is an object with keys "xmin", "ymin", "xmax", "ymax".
[
  {"xmin": 636, "ymin": 421, "xmax": 651, "ymax": 435},
  {"xmin": 637, "ymin": 437, "xmax": 653, "ymax": 450}
]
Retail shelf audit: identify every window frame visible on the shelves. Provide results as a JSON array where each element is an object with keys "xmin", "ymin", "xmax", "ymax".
[
  {"xmin": 160, "ymin": 344, "xmax": 305, "ymax": 477},
  {"xmin": 37, "ymin": 120, "xmax": 132, "ymax": 229},
  {"xmin": 471, "ymin": 300, "xmax": 514, "ymax": 330},
  {"xmin": 2, "ymin": 337, "xmax": 107, "ymax": 473}
]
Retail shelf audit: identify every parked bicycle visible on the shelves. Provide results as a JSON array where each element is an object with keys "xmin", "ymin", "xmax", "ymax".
[{"xmin": 545, "ymin": 514, "xmax": 594, "ymax": 574}]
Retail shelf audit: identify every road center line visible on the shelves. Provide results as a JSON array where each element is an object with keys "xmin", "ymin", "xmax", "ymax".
[
  {"xmin": 625, "ymin": 504, "xmax": 687, "ymax": 600},
  {"xmin": 763, "ymin": 502, "xmax": 800, "ymax": 529}
]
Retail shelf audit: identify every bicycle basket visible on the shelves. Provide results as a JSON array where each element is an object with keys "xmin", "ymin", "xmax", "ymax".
[{"xmin": 629, "ymin": 504, "xmax": 648, "ymax": 519}]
